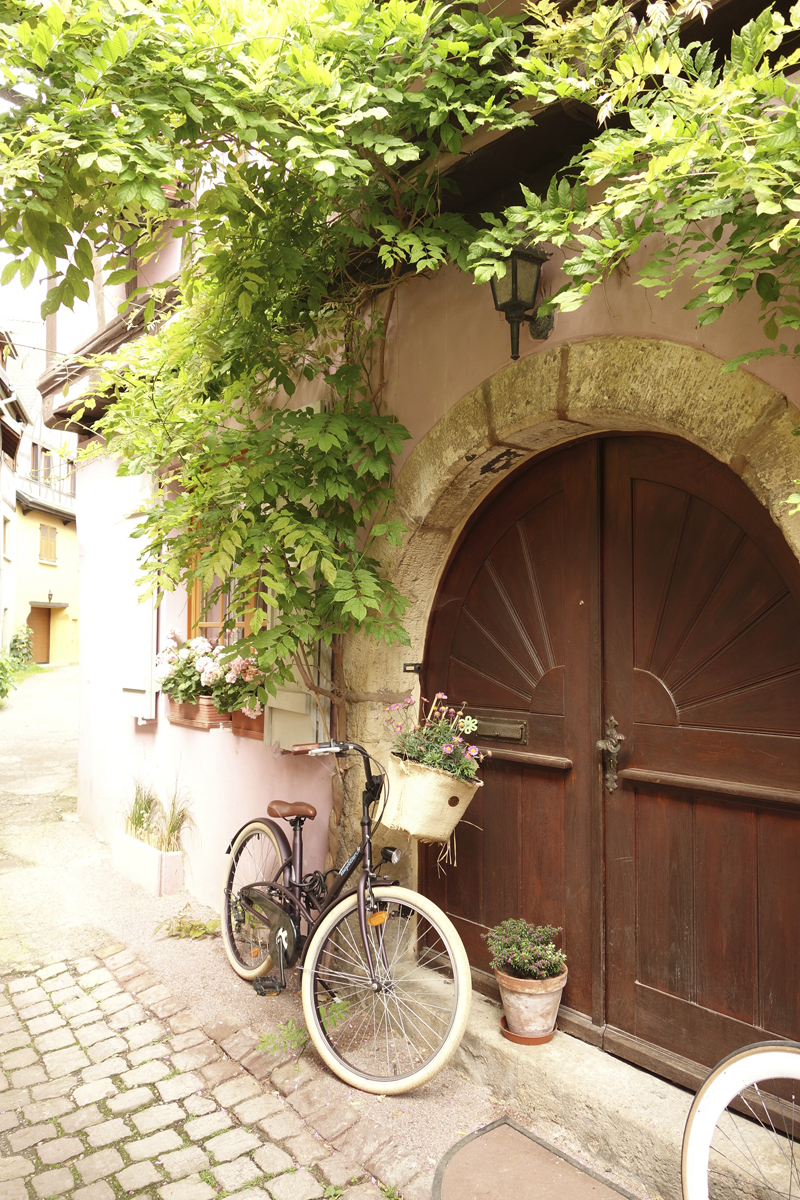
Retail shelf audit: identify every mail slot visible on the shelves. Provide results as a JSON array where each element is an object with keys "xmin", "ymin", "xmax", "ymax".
[{"xmin": 475, "ymin": 717, "xmax": 527, "ymax": 743}]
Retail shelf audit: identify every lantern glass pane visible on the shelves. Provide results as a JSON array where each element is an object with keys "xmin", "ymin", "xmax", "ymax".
[
  {"xmin": 491, "ymin": 266, "xmax": 514, "ymax": 311},
  {"xmin": 515, "ymin": 254, "xmax": 542, "ymax": 309}
]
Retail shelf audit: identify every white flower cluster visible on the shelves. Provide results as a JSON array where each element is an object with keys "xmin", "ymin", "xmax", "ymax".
[
  {"xmin": 154, "ymin": 630, "xmax": 223, "ymax": 686},
  {"xmin": 154, "ymin": 630, "xmax": 264, "ymax": 717}
]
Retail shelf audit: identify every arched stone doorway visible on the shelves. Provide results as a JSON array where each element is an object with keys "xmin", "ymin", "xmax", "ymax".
[
  {"xmin": 422, "ymin": 433, "xmax": 800, "ymax": 1084},
  {"xmin": 340, "ymin": 336, "xmax": 800, "ymax": 1085}
]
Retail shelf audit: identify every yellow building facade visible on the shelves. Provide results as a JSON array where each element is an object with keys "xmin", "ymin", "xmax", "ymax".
[{"xmin": 14, "ymin": 487, "xmax": 79, "ymax": 665}]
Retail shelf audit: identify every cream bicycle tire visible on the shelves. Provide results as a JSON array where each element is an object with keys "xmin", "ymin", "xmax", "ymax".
[
  {"xmin": 301, "ymin": 884, "xmax": 471, "ymax": 1095},
  {"xmin": 682, "ymin": 1040, "xmax": 800, "ymax": 1200}
]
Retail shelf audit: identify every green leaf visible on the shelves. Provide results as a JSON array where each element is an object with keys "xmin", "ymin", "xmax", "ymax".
[
  {"xmin": 320, "ymin": 558, "xmax": 337, "ymax": 585},
  {"xmin": 105, "ymin": 267, "xmax": 139, "ymax": 285},
  {"xmin": 756, "ymin": 273, "xmax": 781, "ymax": 302}
]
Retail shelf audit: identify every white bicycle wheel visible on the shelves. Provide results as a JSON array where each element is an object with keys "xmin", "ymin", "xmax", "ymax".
[
  {"xmin": 301, "ymin": 885, "xmax": 471, "ymax": 1095},
  {"xmin": 682, "ymin": 1041, "xmax": 800, "ymax": 1200},
  {"xmin": 221, "ymin": 821, "xmax": 285, "ymax": 980}
]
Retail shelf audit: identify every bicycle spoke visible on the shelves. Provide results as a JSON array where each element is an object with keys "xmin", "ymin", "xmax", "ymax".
[
  {"xmin": 308, "ymin": 894, "xmax": 463, "ymax": 1085},
  {"xmin": 701, "ymin": 1071, "xmax": 800, "ymax": 1200}
]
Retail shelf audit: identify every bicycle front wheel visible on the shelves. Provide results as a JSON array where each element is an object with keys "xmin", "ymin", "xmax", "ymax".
[
  {"xmin": 301, "ymin": 884, "xmax": 471, "ymax": 1095},
  {"xmin": 682, "ymin": 1040, "xmax": 800, "ymax": 1200},
  {"xmin": 221, "ymin": 820, "xmax": 285, "ymax": 980}
]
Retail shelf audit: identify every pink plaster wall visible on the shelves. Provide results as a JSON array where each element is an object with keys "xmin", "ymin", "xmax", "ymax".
[
  {"xmin": 74, "ymin": 230, "xmax": 800, "ymax": 914},
  {"xmin": 381, "ymin": 245, "xmax": 800, "ymax": 468},
  {"xmin": 76, "ymin": 455, "xmax": 333, "ymax": 912}
]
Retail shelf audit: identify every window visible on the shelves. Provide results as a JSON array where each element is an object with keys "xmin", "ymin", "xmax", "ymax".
[
  {"xmin": 187, "ymin": 577, "xmax": 247, "ymax": 644},
  {"xmin": 67, "ymin": 461, "xmax": 76, "ymax": 497},
  {"xmin": 39, "ymin": 524, "xmax": 57, "ymax": 562},
  {"xmin": 30, "ymin": 443, "xmax": 38, "ymax": 478},
  {"xmin": 2, "ymin": 516, "xmax": 9, "ymax": 559},
  {"xmin": 41, "ymin": 449, "xmax": 52, "ymax": 484}
]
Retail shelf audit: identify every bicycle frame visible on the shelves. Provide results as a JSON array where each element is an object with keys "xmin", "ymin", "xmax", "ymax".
[{"xmin": 231, "ymin": 742, "xmax": 393, "ymax": 983}]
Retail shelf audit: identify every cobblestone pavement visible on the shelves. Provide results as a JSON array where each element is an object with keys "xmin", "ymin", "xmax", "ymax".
[{"xmin": 0, "ymin": 946, "xmax": 434, "ymax": 1200}]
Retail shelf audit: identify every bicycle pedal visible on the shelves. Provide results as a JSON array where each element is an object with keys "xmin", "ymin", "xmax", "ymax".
[{"xmin": 253, "ymin": 976, "xmax": 284, "ymax": 997}]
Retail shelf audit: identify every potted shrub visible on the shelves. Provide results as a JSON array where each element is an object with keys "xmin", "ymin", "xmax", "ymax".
[
  {"xmin": 381, "ymin": 694, "xmax": 489, "ymax": 843},
  {"xmin": 482, "ymin": 919, "xmax": 568, "ymax": 1045},
  {"xmin": 155, "ymin": 631, "xmax": 231, "ymax": 728}
]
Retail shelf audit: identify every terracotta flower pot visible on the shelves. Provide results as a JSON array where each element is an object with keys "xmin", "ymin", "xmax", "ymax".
[
  {"xmin": 231, "ymin": 708, "xmax": 265, "ymax": 739},
  {"xmin": 166, "ymin": 696, "xmax": 231, "ymax": 729},
  {"xmin": 494, "ymin": 965, "xmax": 568, "ymax": 1040}
]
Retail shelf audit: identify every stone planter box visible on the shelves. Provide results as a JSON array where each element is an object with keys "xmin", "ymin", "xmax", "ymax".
[
  {"xmin": 231, "ymin": 709, "xmax": 265, "ymax": 740},
  {"xmin": 111, "ymin": 830, "xmax": 184, "ymax": 896},
  {"xmin": 166, "ymin": 697, "xmax": 231, "ymax": 730}
]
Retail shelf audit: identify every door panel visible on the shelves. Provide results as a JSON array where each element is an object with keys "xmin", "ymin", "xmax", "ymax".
[
  {"xmin": 422, "ymin": 440, "xmax": 600, "ymax": 1019},
  {"xmin": 27, "ymin": 606, "xmax": 50, "ymax": 664},
  {"xmin": 604, "ymin": 437, "xmax": 800, "ymax": 1068},
  {"xmin": 423, "ymin": 433, "xmax": 800, "ymax": 1081},
  {"xmin": 758, "ymin": 813, "xmax": 800, "ymax": 1037}
]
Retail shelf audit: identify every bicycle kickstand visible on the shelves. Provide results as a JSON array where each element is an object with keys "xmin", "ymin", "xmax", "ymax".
[{"xmin": 252, "ymin": 934, "xmax": 287, "ymax": 998}]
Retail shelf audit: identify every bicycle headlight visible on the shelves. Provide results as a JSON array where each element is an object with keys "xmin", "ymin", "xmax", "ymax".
[{"xmin": 381, "ymin": 846, "xmax": 402, "ymax": 865}]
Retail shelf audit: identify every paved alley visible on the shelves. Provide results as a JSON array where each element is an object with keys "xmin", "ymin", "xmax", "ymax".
[{"xmin": 1, "ymin": 671, "xmax": 653, "ymax": 1200}]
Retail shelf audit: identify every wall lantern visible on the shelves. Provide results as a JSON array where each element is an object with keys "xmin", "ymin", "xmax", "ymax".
[
  {"xmin": 490, "ymin": 242, "xmax": 553, "ymax": 361},
  {"xmin": 48, "ymin": 591, "xmax": 53, "ymax": 602}
]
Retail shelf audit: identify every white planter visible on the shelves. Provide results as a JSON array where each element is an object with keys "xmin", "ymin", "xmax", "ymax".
[{"xmin": 111, "ymin": 830, "xmax": 184, "ymax": 897}]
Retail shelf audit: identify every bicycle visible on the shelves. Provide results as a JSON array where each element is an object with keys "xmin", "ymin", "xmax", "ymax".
[
  {"xmin": 682, "ymin": 1040, "xmax": 800, "ymax": 1199},
  {"xmin": 220, "ymin": 738, "xmax": 472, "ymax": 1095}
]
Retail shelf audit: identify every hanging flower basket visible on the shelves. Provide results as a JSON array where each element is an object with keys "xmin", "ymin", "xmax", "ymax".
[{"xmin": 382, "ymin": 754, "xmax": 482, "ymax": 843}]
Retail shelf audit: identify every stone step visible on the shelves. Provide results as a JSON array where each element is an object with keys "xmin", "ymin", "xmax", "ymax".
[{"xmin": 453, "ymin": 990, "xmax": 689, "ymax": 1200}]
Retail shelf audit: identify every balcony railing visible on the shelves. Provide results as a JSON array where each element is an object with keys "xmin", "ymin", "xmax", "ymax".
[{"xmin": 19, "ymin": 470, "xmax": 77, "ymax": 513}]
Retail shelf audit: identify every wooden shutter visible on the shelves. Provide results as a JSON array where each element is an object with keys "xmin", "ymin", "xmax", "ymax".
[
  {"xmin": 39, "ymin": 524, "xmax": 57, "ymax": 561},
  {"xmin": 118, "ymin": 474, "xmax": 158, "ymax": 720}
]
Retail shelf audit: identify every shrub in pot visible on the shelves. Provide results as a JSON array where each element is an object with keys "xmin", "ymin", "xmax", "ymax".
[{"xmin": 482, "ymin": 919, "xmax": 568, "ymax": 1043}]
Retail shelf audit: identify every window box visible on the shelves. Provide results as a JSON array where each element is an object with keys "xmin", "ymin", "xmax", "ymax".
[
  {"xmin": 166, "ymin": 696, "xmax": 231, "ymax": 729},
  {"xmin": 111, "ymin": 830, "xmax": 184, "ymax": 896},
  {"xmin": 231, "ymin": 708, "xmax": 265, "ymax": 740}
]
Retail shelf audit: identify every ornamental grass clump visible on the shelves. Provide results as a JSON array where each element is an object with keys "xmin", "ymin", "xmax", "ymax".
[
  {"xmin": 382, "ymin": 693, "xmax": 490, "ymax": 782},
  {"xmin": 125, "ymin": 780, "xmax": 194, "ymax": 853},
  {"xmin": 482, "ymin": 919, "xmax": 566, "ymax": 981}
]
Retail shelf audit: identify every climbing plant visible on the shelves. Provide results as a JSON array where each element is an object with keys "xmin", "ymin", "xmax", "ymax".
[
  {"xmin": 469, "ymin": 0, "xmax": 800, "ymax": 370},
  {"xmin": 3, "ymin": 0, "xmax": 800, "ymax": 695}
]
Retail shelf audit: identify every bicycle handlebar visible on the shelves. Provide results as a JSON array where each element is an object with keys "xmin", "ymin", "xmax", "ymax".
[{"xmin": 291, "ymin": 740, "xmax": 363, "ymax": 757}]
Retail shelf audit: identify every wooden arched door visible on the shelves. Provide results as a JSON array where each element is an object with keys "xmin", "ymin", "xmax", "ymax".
[{"xmin": 422, "ymin": 435, "xmax": 800, "ymax": 1084}]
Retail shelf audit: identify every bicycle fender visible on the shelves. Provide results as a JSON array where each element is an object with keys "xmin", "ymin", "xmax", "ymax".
[{"xmin": 224, "ymin": 818, "xmax": 293, "ymax": 891}]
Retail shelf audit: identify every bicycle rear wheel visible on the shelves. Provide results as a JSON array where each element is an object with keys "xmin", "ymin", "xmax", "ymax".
[
  {"xmin": 301, "ymin": 884, "xmax": 471, "ymax": 1095},
  {"xmin": 682, "ymin": 1040, "xmax": 800, "ymax": 1200},
  {"xmin": 221, "ymin": 821, "xmax": 285, "ymax": 980}
]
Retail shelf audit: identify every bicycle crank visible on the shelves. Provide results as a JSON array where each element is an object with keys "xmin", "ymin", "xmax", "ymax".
[{"xmin": 253, "ymin": 929, "xmax": 288, "ymax": 997}]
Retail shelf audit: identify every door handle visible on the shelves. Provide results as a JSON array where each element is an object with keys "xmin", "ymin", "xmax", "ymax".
[{"xmin": 597, "ymin": 716, "xmax": 625, "ymax": 793}]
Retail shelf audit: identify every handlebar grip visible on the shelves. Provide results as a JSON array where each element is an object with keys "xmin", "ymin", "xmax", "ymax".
[{"xmin": 291, "ymin": 743, "xmax": 319, "ymax": 755}]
